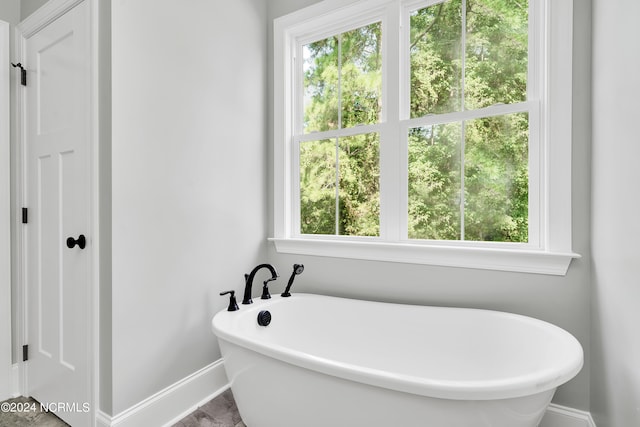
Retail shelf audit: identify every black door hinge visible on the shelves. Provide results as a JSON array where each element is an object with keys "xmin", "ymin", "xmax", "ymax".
[
  {"xmin": 22, "ymin": 207, "xmax": 28, "ymax": 224},
  {"xmin": 22, "ymin": 345, "xmax": 28, "ymax": 361},
  {"xmin": 11, "ymin": 63, "xmax": 27, "ymax": 86}
]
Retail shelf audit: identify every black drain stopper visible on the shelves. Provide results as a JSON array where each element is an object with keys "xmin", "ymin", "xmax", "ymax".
[{"xmin": 257, "ymin": 310, "xmax": 272, "ymax": 326}]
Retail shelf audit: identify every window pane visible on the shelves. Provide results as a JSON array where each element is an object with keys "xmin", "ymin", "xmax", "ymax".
[
  {"xmin": 304, "ymin": 22, "xmax": 382, "ymax": 133},
  {"xmin": 464, "ymin": 113, "xmax": 528, "ymax": 242},
  {"xmin": 410, "ymin": 0, "xmax": 463, "ymax": 117},
  {"xmin": 300, "ymin": 140, "xmax": 336, "ymax": 234},
  {"xmin": 304, "ymin": 37, "xmax": 339, "ymax": 133},
  {"xmin": 408, "ymin": 123, "xmax": 462, "ymax": 240},
  {"xmin": 341, "ymin": 22, "xmax": 382, "ymax": 128},
  {"xmin": 465, "ymin": 0, "xmax": 528, "ymax": 109},
  {"xmin": 338, "ymin": 133, "xmax": 380, "ymax": 236}
]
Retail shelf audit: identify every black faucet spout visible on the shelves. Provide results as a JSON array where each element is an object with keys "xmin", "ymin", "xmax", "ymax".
[{"xmin": 243, "ymin": 263, "xmax": 278, "ymax": 304}]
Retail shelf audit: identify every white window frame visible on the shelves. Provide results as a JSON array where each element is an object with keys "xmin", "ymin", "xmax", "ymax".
[{"xmin": 272, "ymin": 0, "xmax": 580, "ymax": 275}]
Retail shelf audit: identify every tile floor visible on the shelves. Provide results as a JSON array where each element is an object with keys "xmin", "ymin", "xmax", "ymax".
[
  {"xmin": 172, "ymin": 389, "xmax": 245, "ymax": 427},
  {"xmin": 0, "ymin": 389, "xmax": 244, "ymax": 427},
  {"xmin": 0, "ymin": 396, "xmax": 69, "ymax": 427}
]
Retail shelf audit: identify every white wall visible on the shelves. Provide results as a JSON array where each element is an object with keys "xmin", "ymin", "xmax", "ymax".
[
  {"xmin": 111, "ymin": 0, "xmax": 267, "ymax": 415},
  {"xmin": 591, "ymin": 0, "xmax": 640, "ymax": 425},
  {"xmin": 266, "ymin": 0, "xmax": 593, "ymax": 411}
]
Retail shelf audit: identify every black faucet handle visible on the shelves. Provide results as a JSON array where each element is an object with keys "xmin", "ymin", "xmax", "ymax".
[
  {"xmin": 261, "ymin": 277, "xmax": 277, "ymax": 300},
  {"xmin": 220, "ymin": 290, "xmax": 239, "ymax": 312}
]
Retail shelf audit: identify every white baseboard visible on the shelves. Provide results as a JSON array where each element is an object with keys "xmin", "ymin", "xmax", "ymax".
[
  {"xmin": 541, "ymin": 403, "xmax": 597, "ymax": 427},
  {"xmin": 94, "ymin": 361, "xmax": 595, "ymax": 427},
  {"xmin": 97, "ymin": 359, "xmax": 229, "ymax": 427},
  {"xmin": 95, "ymin": 410, "xmax": 112, "ymax": 427},
  {"xmin": 11, "ymin": 363, "xmax": 21, "ymax": 398}
]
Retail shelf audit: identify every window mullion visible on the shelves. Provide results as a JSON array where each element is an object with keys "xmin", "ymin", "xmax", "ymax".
[
  {"xmin": 397, "ymin": 1, "xmax": 418, "ymax": 242},
  {"xmin": 291, "ymin": 138, "xmax": 301, "ymax": 237},
  {"xmin": 460, "ymin": 0, "xmax": 467, "ymax": 241},
  {"xmin": 294, "ymin": 44, "xmax": 304, "ymax": 137},
  {"xmin": 337, "ymin": 33, "xmax": 343, "ymax": 131},
  {"xmin": 527, "ymin": 0, "xmax": 542, "ymax": 249},
  {"xmin": 336, "ymin": 33, "xmax": 343, "ymax": 236},
  {"xmin": 380, "ymin": 2, "xmax": 402, "ymax": 241},
  {"xmin": 291, "ymin": 42, "xmax": 304, "ymax": 237},
  {"xmin": 295, "ymin": 123, "xmax": 383, "ymax": 143},
  {"xmin": 401, "ymin": 101, "xmax": 533, "ymax": 128},
  {"xmin": 460, "ymin": 122, "xmax": 466, "ymax": 240},
  {"xmin": 335, "ymin": 137, "xmax": 340, "ymax": 235},
  {"xmin": 461, "ymin": 0, "xmax": 467, "ymax": 113}
]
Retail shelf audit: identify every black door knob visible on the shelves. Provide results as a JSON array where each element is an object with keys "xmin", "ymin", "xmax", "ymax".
[{"xmin": 66, "ymin": 234, "xmax": 86, "ymax": 249}]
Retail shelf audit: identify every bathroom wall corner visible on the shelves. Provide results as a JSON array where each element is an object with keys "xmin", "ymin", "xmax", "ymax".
[{"xmin": 98, "ymin": 0, "xmax": 112, "ymax": 417}]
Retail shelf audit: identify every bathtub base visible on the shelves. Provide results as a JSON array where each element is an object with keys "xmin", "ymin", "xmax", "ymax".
[{"xmin": 220, "ymin": 339, "xmax": 555, "ymax": 427}]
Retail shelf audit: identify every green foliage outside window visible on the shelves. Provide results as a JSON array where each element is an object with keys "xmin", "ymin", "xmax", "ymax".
[
  {"xmin": 301, "ymin": 0, "xmax": 529, "ymax": 242},
  {"xmin": 301, "ymin": 23, "xmax": 382, "ymax": 236}
]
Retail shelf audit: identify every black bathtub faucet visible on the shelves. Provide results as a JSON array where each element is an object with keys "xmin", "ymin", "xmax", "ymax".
[
  {"xmin": 219, "ymin": 290, "xmax": 239, "ymax": 311},
  {"xmin": 243, "ymin": 264, "xmax": 278, "ymax": 304},
  {"xmin": 281, "ymin": 264, "xmax": 304, "ymax": 297}
]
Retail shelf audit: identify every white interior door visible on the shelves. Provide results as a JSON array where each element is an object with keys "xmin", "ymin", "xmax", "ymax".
[{"xmin": 24, "ymin": 2, "xmax": 91, "ymax": 425}]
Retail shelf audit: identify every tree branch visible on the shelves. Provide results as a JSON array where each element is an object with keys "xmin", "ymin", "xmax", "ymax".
[{"xmin": 410, "ymin": 4, "xmax": 444, "ymax": 51}]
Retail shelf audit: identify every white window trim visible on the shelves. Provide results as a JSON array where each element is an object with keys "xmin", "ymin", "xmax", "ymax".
[{"xmin": 272, "ymin": 0, "xmax": 580, "ymax": 275}]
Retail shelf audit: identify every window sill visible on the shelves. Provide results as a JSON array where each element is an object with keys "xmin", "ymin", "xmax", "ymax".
[{"xmin": 269, "ymin": 238, "xmax": 580, "ymax": 276}]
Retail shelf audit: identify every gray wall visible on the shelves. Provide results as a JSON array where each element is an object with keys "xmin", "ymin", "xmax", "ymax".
[
  {"xmin": 111, "ymin": 0, "xmax": 267, "ymax": 415},
  {"xmin": 590, "ymin": 0, "xmax": 640, "ymax": 425},
  {"xmin": 266, "ymin": 0, "xmax": 593, "ymax": 411},
  {"xmin": 0, "ymin": 2, "xmax": 19, "ymax": 27},
  {"xmin": 98, "ymin": 0, "xmax": 112, "ymax": 415},
  {"xmin": 20, "ymin": 0, "xmax": 48, "ymax": 20}
]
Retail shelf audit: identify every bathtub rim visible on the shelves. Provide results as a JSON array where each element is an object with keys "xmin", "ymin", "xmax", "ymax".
[{"xmin": 212, "ymin": 293, "xmax": 584, "ymax": 401}]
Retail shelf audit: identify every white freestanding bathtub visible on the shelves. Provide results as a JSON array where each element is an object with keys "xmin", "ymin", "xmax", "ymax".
[{"xmin": 212, "ymin": 294, "xmax": 583, "ymax": 427}]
